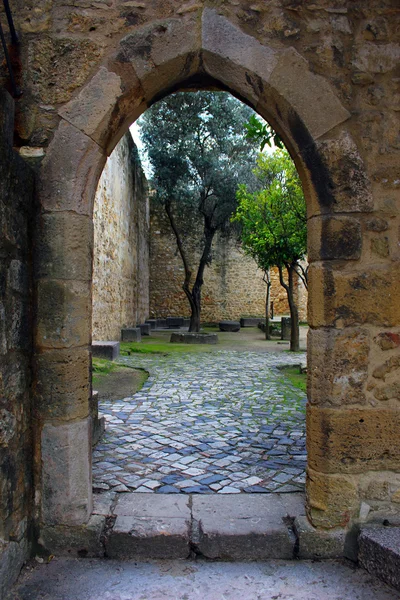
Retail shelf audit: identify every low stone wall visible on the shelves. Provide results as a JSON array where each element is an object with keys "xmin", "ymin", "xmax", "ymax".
[
  {"xmin": 92, "ymin": 134, "xmax": 149, "ymax": 341},
  {"xmin": 149, "ymin": 201, "xmax": 307, "ymax": 323},
  {"xmin": 0, "ymin": 91, "xmax": 35, "ymax": 598}
]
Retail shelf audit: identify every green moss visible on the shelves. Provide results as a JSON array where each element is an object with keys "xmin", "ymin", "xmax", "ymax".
[{"xmin": 280, "ymin": 365, "xmax": 307, "ymax": 393}]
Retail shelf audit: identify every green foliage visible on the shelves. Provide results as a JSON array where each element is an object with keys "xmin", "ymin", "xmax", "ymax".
[
  {"xmin": 244, "ymin": 114, "xmax": 284, "ymax": 151},
  {"xmin": 138, "ymin": 91, "xmax": 258, "ymax": 231},
  {"xmin": 233, "ymin": 149, "xmax": 307, "ymax": 273}
]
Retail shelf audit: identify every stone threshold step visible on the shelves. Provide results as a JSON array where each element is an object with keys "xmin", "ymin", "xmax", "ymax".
[{"xmin": 39, "ymin": 493, "xmax": 359, "ymax": 562}]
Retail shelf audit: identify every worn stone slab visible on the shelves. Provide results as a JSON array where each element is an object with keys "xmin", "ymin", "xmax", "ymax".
[
  {"xmin": 39, "ymin": 515, "xmax": 106, "ymax": 558},
  {"xmin": 145, "ymin": 319, "xmax": 157, "ymax": 330},
  {"xmin": 170, "ymin": 332, "xmax": 218, "ymax": 345},
  {"xmin": 192, "ymin": 494, "xmax": 295, "ymax": 559},
  {"xmin": 106, "ymin": 515, "xmax": 191, "ymax": 559},
  {"xmin": 121, "ymin": 327, "xmax": 141, "ymax": 342},
  {"xmin": 92, "ymin": 341, "xmax": 120, "ymax": 360},
  {"xmin": 139, "ymin": 324, "xmax": 151, "ymax": 336},
  {"xmin": 156, "ymin": 318, "xmax": 167, "ymax": 328},
  {"xmin": 219, "ymin": 321, "xmax": 240, "ymax": 332},
  {"xmin": 359, "ymin": 526, "xmax": 400, "ymax": 592},
  {"xmin": 240, "ymin": 318, "xmax": 262, "ymax": 327},
  {"xmin": 108, "ymin": 494, "xmax": 191, "ymax": 559},
  {"xmin": 114, "ymin": 493, "xmax": 190, "ymax": 519},
  {"xmin": 167, "ymin": 317, "xmax": 184, "ymax": 329}
]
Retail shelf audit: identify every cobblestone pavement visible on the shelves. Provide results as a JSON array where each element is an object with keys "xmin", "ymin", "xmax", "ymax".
[{"xmin": 93, "ymin": 351, "xmax": 307, "ymax": 495}]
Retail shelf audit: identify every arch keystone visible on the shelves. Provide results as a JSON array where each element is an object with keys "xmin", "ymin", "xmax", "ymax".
[{"xmin": 118, "ymin": 17, "xmax": 201, "ymax": 101}]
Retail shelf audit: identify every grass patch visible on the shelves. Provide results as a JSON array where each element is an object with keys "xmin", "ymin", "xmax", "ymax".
[
  {"xmin": 120, "ymin": 338, "xmax": 214, "ymax": 356},
  {"xmin": 280, "ymin": 365, "xmax": 307, "ymax": 393},
  {"xmin": 92, "ymin": 357, "xmax": 119, "ymax": 376}
]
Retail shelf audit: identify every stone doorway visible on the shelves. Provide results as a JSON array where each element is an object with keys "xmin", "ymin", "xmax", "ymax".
[{"xmin": 34, "ymin": 8, "xmax": 400, "ymax": 540}]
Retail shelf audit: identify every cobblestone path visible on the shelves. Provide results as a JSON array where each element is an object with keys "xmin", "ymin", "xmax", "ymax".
[{"xmin": 93, "ymin": 351, "xmax": 307, "ymax": 494}]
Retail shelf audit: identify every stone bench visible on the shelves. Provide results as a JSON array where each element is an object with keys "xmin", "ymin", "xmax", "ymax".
[
  {"xmin": 240, "ymin": 317, "xmax": 262, "ymax": 327},
  {"xmin": 145, "ymin": 319, "xmax": 157, "ymax": 330},
  {"xmin": 121, "ymin": 327, "xmax": 141, "ymax": 342},
  {"xmin": 170, "ymin": 332, "xmax": 218, "ymax": 345},
  {"xmin": 92, "ymin": 341, "xmax": 120, "ymax": 360},
  {"xmin": 281, "ymin": 317, "xmax": 291, "ymax": 341},
  {"xmin": 219, "ymin": 321, "xmax": 240, "ymax": 332},
  {"xmin": 156, "ymin": 318, "xmax": 167, "ymax": 328},
  {"xmin": 139, "ymin": 323, "xmax": 151, "ymax": 336},
  {"xmin": 167, "ymin": 317, "xmax": 184, "ymax": 329}
]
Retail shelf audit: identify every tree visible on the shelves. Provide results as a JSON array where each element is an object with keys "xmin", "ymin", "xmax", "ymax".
[
  {"xmin": 244, "ymin": 114, "xmax": 284, "ymax": 151},
  {"xmin": 138, "ymin": 92, "xmax": 257, "ymax": 332},
  {"xmin": 233, "ymin": 149, "xmax": 307, "ymax": 351}
]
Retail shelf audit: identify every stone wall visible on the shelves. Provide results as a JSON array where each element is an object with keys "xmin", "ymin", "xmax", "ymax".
[
  {"xmin": 149, "ymin": 200, "xmax": 307, "ymax": 322},
  {"xmin": 0, "ymin": 91, "xmax": 34, "ymax": 598},
  {"xmin": 92, "ymin": 133, "xmax": 149, "ymax": 341}
]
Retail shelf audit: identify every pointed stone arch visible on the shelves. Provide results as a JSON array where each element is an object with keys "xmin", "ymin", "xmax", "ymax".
[{"xmin": 34, "ymin": 8, "xmax": 400, "ymax": 535}]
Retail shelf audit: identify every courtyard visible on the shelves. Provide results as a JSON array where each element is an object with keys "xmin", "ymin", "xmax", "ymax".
[{"xmin": 92, "ymin": 329, "xmax": 307, "ymax": 496}]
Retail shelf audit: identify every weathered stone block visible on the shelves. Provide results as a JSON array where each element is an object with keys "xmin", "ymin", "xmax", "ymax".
[
  {"xmin": 167, "ymin": 317, "xmax": 184, "ymax": 329},
  {"xmin": 307, "ymin": 328, "xmax": 369, "ymax": 406},
  {"xmin": 156, "ymin": 318, "xmax": 167, "ymax": 328},
  {"xmin": 38, "ymin": 120, "xmax": 105, "ymax": 216},
  {"xmin": 36, "ymin": 279, "xmax": 91, "ymax": 349},
  {"xmin": 307, "ymin": 406, "xmax": 400, "ymax": 473},
  {"xmin": 306, "ymin": 468, "xmax": 359, "ymax": 529},
  {"xmin": 359, "ymin": 526, "xmax": 400, "ymax": 592},
  {"xmin": 39, "ymin": 514, "xmax": 106, "ymax": 558},
  {"xmin": 294, "ymin": 515, "xmax": 347, "ymax": 558},
  {"xmin": 308, "ymin": 264, "xmax": 400, "ymax": 328},
  {"xmin": 240, "ymin": 318, "xmax": 261, "ymax": 327},
  {"xmin": 108, "ymin": 494, "xmax": 191, "ymax": 559},
  {"xmin": 41, "ymin": 418, "xmax": 92, "ymax": 526},
  {"xmin": 269, "ymin": 49, "xmax": 351, "ymax": 141},
  {"xmin": 170, "ymin": 332, "xmax": 218, "ymax": 344},
  {"xmin": 59, "ymin": 66, "xmax": 122, "ymax": 147},
  {"xmin": 0, "ymin": 538, "xmax": 29, "ymax": 600},
  {"xmin": 281, "ymin": 317, "xmax": 291, "ymax": 341},
  {"xmin": 202, "ymin": 8, "xmax": 278, "ymax": 108},
  {"xmin": 35, "ymin": 212, "xmax": 93, "ymax": 281},
  {"xmin": 145, "ymin": 319, "xmax": 156, "ymax": 330},
  {"xmin": 219, "ymin": 321, "xmax": 240, "ymax": 332},
  {"xmin": 314, "ymin": 132, "xmax": 373, "ymax": 214},
  {"xmin": 106, "ymin": 515, "xmax": 190, "ymax": 559},
  {"xmin": 92, "ymin": 341, "xmax": 120, "ymax": 360},
  {"xmin": 118, "ymin": 17, "xmax": 200, "ymax": 101},
  {"xmin": 36, "ymin": 347, "xmax": 90, "ymax": 421},
  {"xmin": 121, "ymin": 327, "xmax": 141, "ymax": 342},
  {"xmin": 308, "ymin": 216, "xmax": 362, "ymax": 262},
  {"xmin": 192, "ymin": 494, "xmax": 295, "ymax": 560},
  {"xmin": 139, "ymin": 323, "xmax": 151, "ymax": 336}
]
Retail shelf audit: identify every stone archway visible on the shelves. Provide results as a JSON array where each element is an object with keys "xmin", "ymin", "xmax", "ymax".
[{"xmin": 34, "ymin": 8, "xmax": 400, "ymax": 533}]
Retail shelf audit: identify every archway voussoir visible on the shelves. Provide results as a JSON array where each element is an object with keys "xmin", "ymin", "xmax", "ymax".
[
  {"xmin": 39, "ymin": 120, "xmax": 106, "ymax": 216},
  {"xmin": 268, "ymin": 48, "xmax": 351, "ymax": 142},
  {"xmin": 117, "ymin": 16, "xmax": 201, "ymax": 104}
]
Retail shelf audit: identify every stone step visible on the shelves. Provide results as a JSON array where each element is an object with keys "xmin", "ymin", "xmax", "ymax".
[
  {"xmin": 92, "ymin": 341, "xmax": 120, "ymax": 360},
  {"xmin": 40, "ymin": 493, "xmax": 359, "ymax": 562},
  {"xmin": 359, "ymin": 526, "xmax": 400, "ymax": 592},
  {"xmin": 105, "ymin": 493, "xmax": 304, "ymax": 560}
]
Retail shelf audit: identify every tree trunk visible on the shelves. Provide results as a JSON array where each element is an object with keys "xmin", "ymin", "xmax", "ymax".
[
  {"xmin": 278, "ymin": 264, "xmax": 300, "ymax": 352},
  {"xmin": 189, "ymin": 285, "xmax": 201, "ymax": 332},
  {"xmin": 263, "ymin": 270, "xmax": 271, "ymax": 340},
  {"xmin": 188, "ymin": 226, "xmax": 216, "ymax": 333}
]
